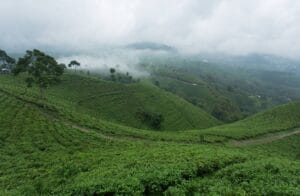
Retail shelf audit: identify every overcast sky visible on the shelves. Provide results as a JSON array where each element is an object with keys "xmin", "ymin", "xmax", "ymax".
[{"xmin": 1, "ymin": 0, "xmax": 300, "ymax": 58}]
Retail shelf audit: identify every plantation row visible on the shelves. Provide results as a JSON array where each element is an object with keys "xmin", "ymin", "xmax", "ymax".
[
  {"xmin": 1, "ymin": 74, "xmax": 299, "ymax": 144},
  {"xmin": 200, "ymin": 101, "xmax": 300, "ymax": 139},
  {"xmin": 0, "ymin": 92, "xmax": 243, "ymax": 194},
  {"xmin": 0, "ymin": 72, "xmax": 300, "ymax": 195},
  {"xmin": 1, "ymin": 91, "xmax": 299, "ymax": 195}
]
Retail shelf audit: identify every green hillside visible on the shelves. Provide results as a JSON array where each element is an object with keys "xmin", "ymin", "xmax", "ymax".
[
  {"xmin": 142, "ymin": 56, "xmax": 300, "ymax": 122},
  {"xmin": 199, "ymin": 100, "xmax": 300, "ymax": 139},
  {"xmin": 0, "ymin": 90, "xmax": 247, "ymax": 194},
  {"xmin": 150, "ymin": 69, "xmax": 242, "ymax": 122},
  {"xmin": 0, "ymin": 74, "xmax": 219, "ymax": 131},
  {"xmin": 0, "ymin": 84, "xmax": 299, "ymax": 195}
]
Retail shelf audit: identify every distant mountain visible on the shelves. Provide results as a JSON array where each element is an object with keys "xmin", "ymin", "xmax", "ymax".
[
  {"xmin": 126, "ymin": 42, "xmax": 177, "ymax": 52},
  {"xmin": 200, "ymin": 53, "xmax": 300, "ymax": 72}
]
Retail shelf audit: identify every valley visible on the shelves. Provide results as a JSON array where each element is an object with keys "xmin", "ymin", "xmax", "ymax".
[{"xmin": 0, "ymin": 69, "xmax": 299, "ymax": 195}]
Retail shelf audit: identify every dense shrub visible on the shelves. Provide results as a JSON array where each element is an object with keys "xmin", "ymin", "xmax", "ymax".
[{"xmin": 136, "ymin": 110, "xmax": 164, "ymax": 130}]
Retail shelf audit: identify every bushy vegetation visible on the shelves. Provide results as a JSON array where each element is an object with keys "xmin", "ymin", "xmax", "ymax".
[
  {"xmin": 143, "ymin": 56, "xmax": 300, "ymax": 122},
  {"xmin": 199, "ymin": 100, "xmax": 300, "ymax": 139},
  {"xmin": 13, "ymin": 49, "xmax": 65, "ymax": 99},
  {"xmin": 136, "ymin": 110, "xmax": 164, "ymax": 130},
  {"xmin": 0, "ymin": 67, "xmax": 299, "ymax": 195},
  {"xmin": 247, "ymin": 134, "xmax": 300, "ymax": 159},
  {"xmin": 0, "ymin": 73, "xmax": 219, "ymax": 131},
  {"xmin": 0, "ymin": 91, "xmax": 248, "ymax": 194},
  {"xmin": 166, "ymin": 158, "xmax": 300, "ymax": 195}
]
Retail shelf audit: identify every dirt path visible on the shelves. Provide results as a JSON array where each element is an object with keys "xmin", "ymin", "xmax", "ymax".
[
  {"xmin": 68, "ymin": 124, "xmax": 117, "ymax": 140},
  {"xmin": 229, "ymin": 128, "xmax": 300, "ymax": 147},
  {"xmin": 65, "ymin": 122, "xmax": 154, "ymax": 143}
]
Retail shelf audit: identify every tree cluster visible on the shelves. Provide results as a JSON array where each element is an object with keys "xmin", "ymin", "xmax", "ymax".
[
  {"xmin": 13, "ymin": 49, "xmax": 66, "ymax": 99},
  {"xmin": 68, "ymin": 60, "xmax": 80, "ymax": 72},
  {"xmin": 136, "ymin": 110, "xmax": 164, "ymax": 130},
  {"xmin": 109, "ymin": 68, "xmax": 134, "ymax": 84}
]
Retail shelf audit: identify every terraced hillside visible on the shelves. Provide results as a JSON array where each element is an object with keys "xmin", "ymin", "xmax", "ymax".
[
  {"xmin": 150, "ymin": 69, "xmax": 243, "ymax": 122},
  {"xmin": 197, "ymin": 100, "xmax": 300, "ymax": 139},
  {"xmin": 0, "ymin": 74, "xmax": 219, "ymax": 131},
  {"xmin": 0, "ymin": 87, "xmax": 299, "ymax": 195},
  {"xmin": 143, "ymin": 57, "xmax": 300, "ymax": 122}
]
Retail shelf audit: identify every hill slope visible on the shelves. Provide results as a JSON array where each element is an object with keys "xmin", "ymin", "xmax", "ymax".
[
  {"xmin": 199, "ymin": 100, "xmax": 300, "ymax": 139},
  {"xmin": 0, "ymin": 80, "xmax": 299, "ymax": 195},
  {"xmin": 0, "ymin": 74, "xmax": 219, "ymax": 131}
]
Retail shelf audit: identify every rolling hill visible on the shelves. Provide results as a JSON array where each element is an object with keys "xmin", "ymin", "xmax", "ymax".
[
  {"xmin": 198, "ymin": 100, "xmax": 300, "ymax": 139},
  {"xmin": 0, "ymin": 73, "xmax": 299, "ymax": 195},
  {"xmin": 0, "ymin": 73, "xmax": 219, "ymax": 131},
  {"xmin": 139, "ymin": 55, "xmax": 300, "ymax": 122}
]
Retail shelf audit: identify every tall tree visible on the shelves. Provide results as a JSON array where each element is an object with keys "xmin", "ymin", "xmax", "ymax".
[
  {"xmin": 13, "ymin": 49, "xmax": 65, "ymax": 99},
  {"xmin": 110, "ymin": 68, "xmax": 116, "ymax": 81},
  {"xmin": 68, "ymin": 60, "xmax": 80, "ymax": 72}
]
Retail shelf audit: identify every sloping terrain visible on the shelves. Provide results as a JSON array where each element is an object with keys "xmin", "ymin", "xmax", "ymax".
[
  {"xmin": 230, "ymin": 128, "xmax": 300, "ymax": 147},
  {"xmin": 0, "ymin": 87, "xmax": 299, "ymax": 195},
  {"xmin": 0, "ymin": 74, "xmax": 219, "ymax": 131},
  {"xmin": 198, "ymin": 100, "xmax": 300, "ymax": 139},
  {"xmin": 141, "ymin": 56, "xmax": 300, "ymax": 122},
  {"xmin": 150, "ymin": 67, "xmax": 243, "ymax": 122},
  {"xmin": 0, "ymin": 91, "xmax": 246, "ymax": 194},
  {"xmin": 0, "ymin": 73, "xmax": 299, "ymax": 195}
]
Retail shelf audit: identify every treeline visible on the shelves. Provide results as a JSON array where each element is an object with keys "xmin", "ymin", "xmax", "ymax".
[
  {"xmin": 0, "ymin": 49, "xmax": 140, "ymax": 99},
  {"xmin": 108, "ymin": 67, "xmax": 138, "ymax": 84},
  {"xmin": 0, "ymin": 49, "xmax": 78, "ymax": 100}
]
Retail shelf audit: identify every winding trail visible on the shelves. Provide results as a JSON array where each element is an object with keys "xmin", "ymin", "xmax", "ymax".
[
  {"xmin": 2, "ymin": 86, "xmax": 300, "ymax": 147},
  {"xmin": 229, "ymin": 128, "xmax": 300, "ymax": 147}
]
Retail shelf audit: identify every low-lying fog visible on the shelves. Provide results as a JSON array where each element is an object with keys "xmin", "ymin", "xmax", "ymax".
[{"xmin": 56, "ymin": 47, "xmax": 174, "ymax": 77}]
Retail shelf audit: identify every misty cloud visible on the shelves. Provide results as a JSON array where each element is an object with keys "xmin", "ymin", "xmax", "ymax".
[
  {"xmin": 57, "ymin": 49, "xmax": 155, "ymax": 77},
  {"xmin": 1, "ymin": 0, "xmax": 300, "ymax": 58}
]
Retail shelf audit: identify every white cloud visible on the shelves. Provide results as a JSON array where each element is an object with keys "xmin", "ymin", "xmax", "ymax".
[{"xmin": 0, "ymin": 0, "xmax": 300, "ymax": 58}]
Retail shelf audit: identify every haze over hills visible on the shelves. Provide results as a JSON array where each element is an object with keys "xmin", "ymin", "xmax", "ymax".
[
  {"xmin": 126, "ymin": 42, "xmax": 177, "ymax": 53},
  {"xmin": 200, "ymin": 53, "xmax": 300, "ymax": 72},
  {"xmin": 1, "ymin": 0, "xmax": 300, "ymax": 195}
]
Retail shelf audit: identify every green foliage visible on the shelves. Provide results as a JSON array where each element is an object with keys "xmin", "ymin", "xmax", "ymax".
[
  {"xmin": 166, "ymin": 158, "xmax": 300, "ymax": 195},
  {"xmin": 144, "ymin": 56, "xmax": 300, "ymax": 121},
  {"xmin": 109, "ymin": 67, "xmax": 116, "ymax": 74},
  {"xmin": 68, "ymin": 60, "xmax": 80, "ymax": 70},
  {"xmin": 0, "ymin": 71, "xmax": 299, "ymax": 195},
  {"xmin": 0, "ymin": 91, "xmax": 248, "ymax": 194},
  {"xmin": 107, "ymin": 68, "xmax": 136, "ymax": 84},
  {"xmin": 30, "ymin": 74, "xmax": 217, "ymax": 131},
  {"xmin": 212, "ymin": 99, "xmax": 242, "ymax": 122},
  {"xmin": 248, "ymin": 134, "xmax": 300, "ymax": 159},
  {"xmin": 200, "ymin": 100, "xmax": 300, "ymax": 139},
  {"xmin": 13, "ymin": 49, "xmax": 65, "ymax": 98},
  {"xmin": 149, "ymin": 67, "xmax": 244, "ymax": 122},
  {"xmin": 136, "ymin": 110, "xmax": 164, "ymax": 130}
]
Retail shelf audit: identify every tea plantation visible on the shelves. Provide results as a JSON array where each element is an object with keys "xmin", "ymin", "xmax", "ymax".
[{"xmin": 0, "ymin": 73, "xmax": 299, "ymax": 195}]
